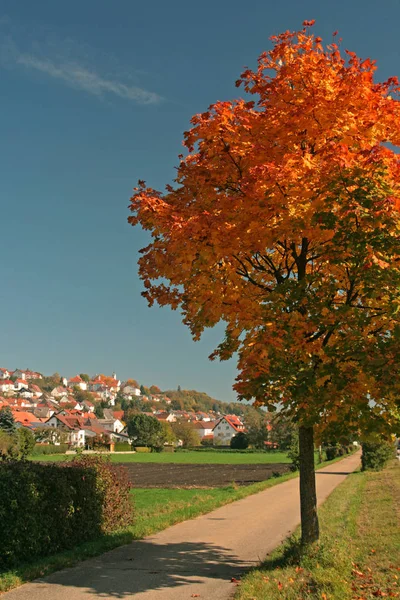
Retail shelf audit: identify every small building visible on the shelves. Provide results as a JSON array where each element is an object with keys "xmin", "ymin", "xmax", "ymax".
[{"xmin": 212, "ymin": 415, "xmax": 246, "ymax": 445}]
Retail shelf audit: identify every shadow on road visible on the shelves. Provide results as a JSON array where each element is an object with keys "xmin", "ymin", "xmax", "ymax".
[
  {"xmin": 316, "ymin": 471, "xmax": 354, "ymax": 476},
  {"xmin": 39, "ymin": 539, "xmax": 246, "ymax": 598}
]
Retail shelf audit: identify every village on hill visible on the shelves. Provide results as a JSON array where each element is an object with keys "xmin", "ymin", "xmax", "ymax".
[{"xmin": 0, "ymin": 366, "xmax": 261, "ymax": 449}]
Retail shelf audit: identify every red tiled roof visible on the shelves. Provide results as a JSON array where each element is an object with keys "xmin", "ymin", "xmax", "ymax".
[
  {"xmin": 213, "ymin": 415, "xmax": 245, "ymax": 432},
  {"xmin": 12, "ymin": 410, "xmax": 38, "ymax": 424},
  {"xmin": 69, "ymin": 376, "xmax": 83, "ymax": 383}
]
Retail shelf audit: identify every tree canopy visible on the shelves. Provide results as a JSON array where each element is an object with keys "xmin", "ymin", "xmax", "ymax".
[
  {"xmin": 129, "ymin": 23, "xmax": 400, "ymax": 441},
  {"xmin": 129, "ymin": 22, "xmax": 400, "ymax": 542}
]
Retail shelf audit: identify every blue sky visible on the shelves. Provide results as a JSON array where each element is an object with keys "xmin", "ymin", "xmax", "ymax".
[{"xmin": 1, "ymin": 0, "xmax": 400, "ymax": 401}]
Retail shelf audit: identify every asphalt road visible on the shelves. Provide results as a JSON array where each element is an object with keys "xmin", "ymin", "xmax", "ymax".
[{"xmin": 2, "ymin": 452, "xmax": 360, "ymax": 600}]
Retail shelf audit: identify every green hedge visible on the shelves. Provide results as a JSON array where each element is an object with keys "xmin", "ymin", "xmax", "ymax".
[
  {"xmin": 134, "ymin": 446, "xmax": 151, "ymax": 453},
  {"xmin": 0, "ymin": 456, "xmax": 133, "ymax": 568},
  {"xmin": 114, "ymin": 442, "xmax": 132, "ymax": 452},
  {"xmin": 361, "ymin": 440, "xmax": 394, "ymax": 471},
  {"xmin": 31, "ymin": 444, "xmax": 69, "ymax": 455},
  {"xmin": 176, "ymin": 447, "xmax": 277, "ymax": 454}
]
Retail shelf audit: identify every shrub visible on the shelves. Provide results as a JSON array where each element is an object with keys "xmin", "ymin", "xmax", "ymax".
[
  {"xmin": 114, "ymin": 442, "xmax": 132, "ymax": 452},
  {"xmin": 134, "ymin": 446, "xmax": 152, "ymax": 453},
  {"xmin": 230, "ymin": 432, "xmax": 249, "ymax": 449},
  {"xmin": 17, "ymin": 428, "xmax": 36, "ymax": 458},
  {"xmin": 161, "ymin": 445, "xmax": 175, "ymax": 453},
  {"xmin": 325, "ymin": 445, "xmax": 339, "ymax": 461},
  {"xmin": 287, "ymin": 431, "xmax": 300, "ymax": 471},
  {"xmin": 31, "ymin": 443, "xmax": 69, "ymax": 455},
  {"xmin": 361, "ymin": 440, "xmax": 394, "ymax": 471},
  {"xmin": 0, "ymin": 456, "xmax": 133, "ymax": 568}
]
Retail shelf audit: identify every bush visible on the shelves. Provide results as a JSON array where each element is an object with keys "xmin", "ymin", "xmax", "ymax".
[
  {"xmin": 17, "ymin": 428, "xmax": 36, "ymax": 458},
  {"xmin": 230, "ymin": 432, "xmax": 249, "ymax": 449},
  {"xmin": 361, "ymin": 440, "xmax": 394, "ymax": 471},
  {"xmin": 0, "ymin": 456, "xmax": 133, "ymax": 568},
  {"xmin": 31, "ymin": 443, "xmax": 69, "ymax": 455},
  {"xmin": 114, "ymin": 442, "xmax": 132, "ymax": 452},
  {"xmin": 134, "ymin": 446, "xmax": 152, "ymax": 453},
  {"xmin": 161, "ymin": 445, "xmax": 175, "ymax": 453},
  {"xmin": 287, "ymin": 431, "xmax": 300, "ymax": 471}
]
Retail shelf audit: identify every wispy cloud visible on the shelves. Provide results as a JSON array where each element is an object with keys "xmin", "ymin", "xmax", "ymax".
[{"xmin": 0, "ymin": 34, "xmax": 162, "ymax": 104}]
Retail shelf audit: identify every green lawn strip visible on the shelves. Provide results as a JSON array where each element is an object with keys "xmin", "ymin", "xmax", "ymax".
[
  {"xmin": 29, "ymin": 450, "xmax": 292, "ymax": 464},
  {"xmin": 28, "ymin": 449, "xmax": 350, "ymax": 464},
  {"xmin": 350, "ymin": 460, "xmax": 400, "ymax": 599},
  {"xmin": 0, "ymin": 453, "xmax": 355, "ymax": 593},
  {"xmin": 235, "ymin": 459, "xmax": 400, "ymax": 600},
  {"xmin": 0, "ymin": 474, "xmax": 294, "ymax": 593}
]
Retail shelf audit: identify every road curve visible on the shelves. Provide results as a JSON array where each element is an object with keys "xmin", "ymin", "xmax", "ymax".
[{"xmin": 2, "ymin": 452, "xmax": 360, "ymax": 600}]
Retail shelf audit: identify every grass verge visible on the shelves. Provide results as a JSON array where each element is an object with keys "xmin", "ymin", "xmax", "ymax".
[
  {"xmin": 235, "ymin": 459, "xmax": 400, "ymax": 600},
  {"xmin": 0, "ymin": 452, "xmax": 355, "ymax": 593},
  {"xmin": 29, "ymin": 450, "xmax": 292, "ymax": 464}
]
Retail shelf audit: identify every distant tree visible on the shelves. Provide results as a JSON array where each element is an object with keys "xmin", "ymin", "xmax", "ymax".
[
  {"xmin": 73, "ymin": 389, "xmax": 95, "ymax": 405},
  {"xmin": 0, "ymin": 406, "xmax": 16, "ymax": 434},
  {"xmin": 34, "ymin": 427, "xmax": 69, "ymax": 444},
  {"xmin": 0, "ymin": 431, "xmax": 18, "ymax": 459},
  {"xmin": 269, "ymin": 414, "xmax": 297, "ymax": 450},
  {"xmin": 125, "ymin": 379, "xmax": 139, "ymax": 388},
  {"xmin": 79, "ymin": 373, "xmax": 90, "ymax": 383},
  {"xmin": 177, "ymin": 385, "xmax": 181, "ymax": 392},
  {"xmin": 94, "ymin": 404, "xmax": 105, "ymax": 419},
  {"xmin": 149, "ymin": 385, "xmax": 161, "ymax": 395},
  {"xmin": 31, "ymin": 373, "xmax": 62, "ymax": 393},
  {"xmin": 126, "ymin": 414, "xmax": 166, "ymax": 448},
  {"xmin": 230, "ymin": 432, "xmax": 249, "ymax": 450},
  {"xmin": 17, "ymin": 428, "xmax": 35, "ymax": 458},
  {"xmin": 171, "ymin": 422, "xmax": 200, "ymax": 447},
  {"xmin": 160, "ymin": 421, "xmax": 176, "ymax": 446}
]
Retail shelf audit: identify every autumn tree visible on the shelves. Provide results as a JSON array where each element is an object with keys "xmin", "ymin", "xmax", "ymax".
[
  {"xmin": 125, "ymin": 379, "xmax": 139, "ymax": 388},
  {"xmin": 171, "ymin": 422, "xmax": 200, "ymax": 447},
  {"xmin": 149, "ymin": 385, "xmax": 161, "ymax": 395},
  {"xmin": 128, "ymin": 23, "xmax": 400, "ymax": 544}
]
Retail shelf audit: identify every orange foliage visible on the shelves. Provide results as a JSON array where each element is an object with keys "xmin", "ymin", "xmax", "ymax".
[
  {"xmin": 96, "ymin": 375, "xmax": 118, "ymax": 388},
  {"xmin": 129, "ymin": 23, "xmax": 400, "ymax": 437}
]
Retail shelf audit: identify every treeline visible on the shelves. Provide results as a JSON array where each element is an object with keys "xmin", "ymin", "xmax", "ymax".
[{"xmin": 164, "ymin": 389, "xmax": 253, "ymax": 415}]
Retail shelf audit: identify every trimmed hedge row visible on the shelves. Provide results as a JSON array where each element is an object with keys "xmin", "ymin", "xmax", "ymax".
[
  {"xmin": 361, "ymin": 440, "xmax": 394, "ymax": 471},
  {"xmin": 114, "ymin": 442, "xmax": 132, "ymax": 452},
  {"xmin": 0, "ymin": 456, "xmax": 133, "ymax": 568},
  {"xmin": 31, "ymin": 443, "xmax": 69, "ymax": 455},
  {"xmin": 176, "ymin": 447, "xmax": 278, "ymax": 454}
]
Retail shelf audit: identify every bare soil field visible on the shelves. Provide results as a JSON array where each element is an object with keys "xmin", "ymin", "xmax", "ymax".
[{"xmin": 122, "ymin": 462, "xmax": 291, "ymax": 487}]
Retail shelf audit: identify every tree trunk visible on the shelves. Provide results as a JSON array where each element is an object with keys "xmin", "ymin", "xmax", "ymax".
[{"xmin": 299, "ymin": 425, "xmax": 319, "ymax": 544}]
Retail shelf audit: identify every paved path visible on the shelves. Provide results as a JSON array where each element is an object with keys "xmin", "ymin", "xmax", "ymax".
[{"xmin": 3, "ymin": 452, "xmax": 360, "ymax": 600}]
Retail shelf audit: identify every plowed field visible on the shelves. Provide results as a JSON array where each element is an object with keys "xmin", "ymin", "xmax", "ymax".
[{"xmin": 123, "ymin": 462, "xmax": 290, "ymax": 488}]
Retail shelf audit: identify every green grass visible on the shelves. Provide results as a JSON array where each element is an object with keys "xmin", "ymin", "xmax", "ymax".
[
  {"xmin": 235, "ymin": 459, "xmax": 400, "ymax": 600},
  {"xmin": 0, "ymin": 453, "xmax": 354, "ymax": 594},
  {"xmin": 29, "ymin": 450, "xmax": 292, "ymax": 464},
  {"xmin": 0, "ymin": 471, "xmax": 298, "ymax": 593}
]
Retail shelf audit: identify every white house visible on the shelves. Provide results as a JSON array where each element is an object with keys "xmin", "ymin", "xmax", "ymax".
[
  {"xmin": 191, "ymin": 421, "xmax": 217, "ymax": 439},
  {"xmin": 46, "ymin": 413, "xmax": 86, "ymax": 447},
  {"xmin": 122, "ymin": 385, "xmax": 141, "ymax": 397},
  {"xmin": 0, "ymin": 380, "xmax": 14, "ymax": 393},
  {"xmin": 68, "ymin": 376, "xmax": 87, "ymax": 391},
  {"xmin": 14, "ymin": 378, "xmax": 28, "ymax": 391},
  {"xmin": 0, "ymin": 368, "xmax": 10, "ymax": 380},
  {"xmin": 213, "ymin": 415, "xmax": 246, "ymax": 445},
  {"xmin": 97, "ymin": 418, "xmax": 124, "ymax": 433},
  {"xmin": 51, "ymin": 386, "xmax": 69, "ymax": 398}
]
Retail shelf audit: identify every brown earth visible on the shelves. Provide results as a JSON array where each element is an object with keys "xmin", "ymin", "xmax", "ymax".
[{"xmin": 122, "ymin": 462, "xmax": 291, "ymax": 487}]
